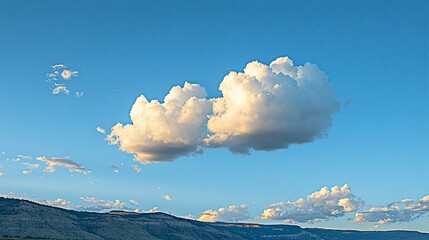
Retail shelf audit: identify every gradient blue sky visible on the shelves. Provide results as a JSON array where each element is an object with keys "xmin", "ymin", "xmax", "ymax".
[{"xmin": 0, "ymin": 0, "xmax": 428, "ymax": 232}]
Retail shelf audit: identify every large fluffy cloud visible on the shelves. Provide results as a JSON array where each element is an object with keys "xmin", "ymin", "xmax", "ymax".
[
  {"xmin": 205, "ymin": 57, "xmax": 339, "ymax": 153},
  {"xmin": 260, "ymin": 184, "xmax": 362, "ymax": 223},
  {"xmin": 107, "ymin": 82, "xmax": 212, "ymax": 164},
  {"xmin": 353, "ymin": 195, "xmax": 429, "ymax": 228},
  {"xmin": 198, "ymin": 204, "xmax": 250, "ymax": 222},
  {"xmin": 108, "ymin": 57, "xmax": 339, "ymax": 163}
]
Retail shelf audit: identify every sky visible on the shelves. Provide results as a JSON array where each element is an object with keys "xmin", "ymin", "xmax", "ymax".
[{"xmin": 0, "ymin": 0, "xmax": 428, "ymax": 233}]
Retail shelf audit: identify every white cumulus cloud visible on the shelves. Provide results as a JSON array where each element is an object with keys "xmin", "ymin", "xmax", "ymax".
[
  {"xmin": 0, "ymin": 171, "xmax": 4, "ymax": 177},
  {"xmin": 107, "ymin": 57, "xmax": 339, "ymax": 163},
  {"xmin": 22, "ymin": 170, "xmax": 32, "ymax": 175},
  {"xmin": 205, "ymin": 57, "xmax": 339, "ymax": 153},
  {"xmin": 260, "ymin": 184, "xmax": 362, "ymax": 223},
  {"xmin": 198, "ymin": 204, "xmax": 250, "ymax": 222},
  {"xmin": 107, "ymin": 82, "xmax": 212, "ymax": 164}
]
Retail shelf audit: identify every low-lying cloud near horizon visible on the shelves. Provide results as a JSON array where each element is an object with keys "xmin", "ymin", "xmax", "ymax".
[
  {"xmin": 261, "ymin": 184, "xmax": 363, "ymax": 223},
  {"xmin": 354, "ymin": 195, "xmax": 429, "ymax": 229},
  {"xmin": 198, "ymin": 204, "xmax": 250, "ymax": 222},
  {"xmin": 107, "ymin": 57, "xmax": 340, "ymax": 163},
  {"xmin": 79, "ymin": 197, "xmax": 131, "ymax": 211}
]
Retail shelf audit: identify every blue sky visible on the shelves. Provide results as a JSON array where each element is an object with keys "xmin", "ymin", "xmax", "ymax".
[{"xmin": 0, "ymin": 0, "xmax": 428, "ymax": 232}]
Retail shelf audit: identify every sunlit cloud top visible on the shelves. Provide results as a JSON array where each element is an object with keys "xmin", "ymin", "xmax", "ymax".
[{"xmin": 107, "ymin": 56, "xmax": 339, "ymax": 164}]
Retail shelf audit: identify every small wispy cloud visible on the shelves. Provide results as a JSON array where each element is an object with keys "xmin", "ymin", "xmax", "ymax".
[
  {"xmin": 164, "ymin": 195, "xmax": 173, "ymax": 201},
  {"xmin": 47, "ymin": 71, "xmax": 59, "ymax": 81},
  {"xmin": 36, "ymin": 156, "xmax": 90, "ymax": 174},
  {"xmin": 0, "ymin": 171, "xmax": 4, "ymax": 177},
  {"xmin": 110, "ymin": 165, "xmax": 120, "ymax": 173},
  {"xmin": 22, "ymin": 162, "xmax": 40, "ymax": 169},
  {"xmin": 75, "ymin": 91, "xmax": 84, "ymax": 98},
  {"xmin": 131, "ymin": 164, "xmax": 142, "ymax": 173},
  {"xmin": 51, "ymin": 64, "xmax": 65, "ymax": 69},
  {"xmin": 129, "ymin": 199, "xmax": 139, "ymax": 205},
  {"xmin": 52, "ymin": 83, "xmax": 70, "ymax": 95},
  {"xmin": 12, "ymin": 154, "xmax": 32, "ymax": 162},
  {"xmin": 96, "ymin": 127, "xmax": 106, "ymax": 134},
  {"xmin": 80, "ymin": 197, "xmax": 108, "ymax": 203},
  {"xmin": 22, "ymin": 170, "xmax": 32, "ymax": 175}
]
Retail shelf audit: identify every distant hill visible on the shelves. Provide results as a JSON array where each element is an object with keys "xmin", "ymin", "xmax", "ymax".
[{"xmin": 1, "ymin": 197, "xmax": 428, "ymax": 240}]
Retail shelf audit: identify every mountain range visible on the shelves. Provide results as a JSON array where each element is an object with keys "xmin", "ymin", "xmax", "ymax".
[{"xmin": 1, "ymin": 197, "xmax": 428, "ymax": 240}]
